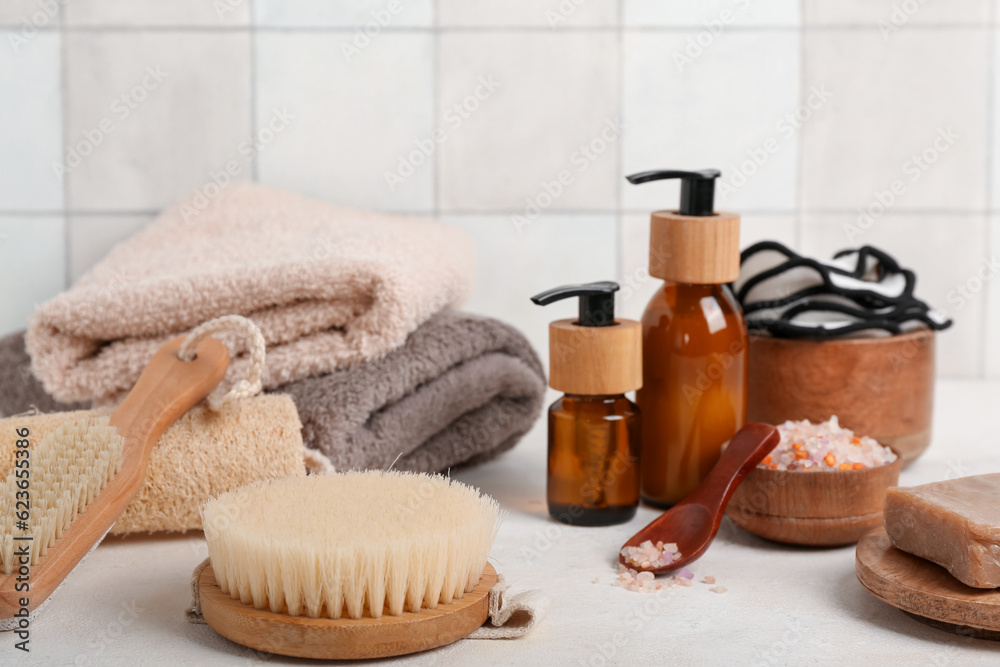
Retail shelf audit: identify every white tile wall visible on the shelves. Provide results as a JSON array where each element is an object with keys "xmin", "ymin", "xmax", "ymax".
[
  {"xmin": 64, "ymin": 0, "xmax": 250, "ymax": 27},
  {"xmin": 0, "ymin": 0, "xmax": 58, "ymax": 26},
  {"xmin": 0, "ymin": 32, "xmax": 62, "ymax": 210},
  {"xmin": 621, "ymin": 30, "xmax": 800, "ymax": 213},
  {"xmin": 445, "ymin": 213, "xmax": 618, "ymax": 372},
  {"xmin": 438, "ymin": 31, "xmax": 619, "ymax": 212},
  {"xmin": 988, "ymin": 216, "xmax": 1000, "ymax": 377},
  {"xmin": 803, "ymin": 0, "xmax": 990, "ymax": 26},
  {"xmin": 255, "ymin": 0, "xmax": 433, "ymax": 28},
  {"xmin": 256, "ymin": 32, "xmax": 433, "ymax": 212},
  {"xmin": 438, "ymin": 0, "xmax": 618, "ymax": 28},
  {"xmin": 0, "ymin": 1, "xmax": 996, "ymax": 380},
  {"xmin": 800, "ymin": 28, "xmax": 989, "ymax": 212},
  {"xmin": 64, "ymin": 31, "xmax": 252, "ymax": 211},
  {"xmin": 625, "ymin": 0, "xmax": 800, "ymax": 27},
  {"xmin": 0, "ymin": 218, "xmax": 65, "ymax": 335}
]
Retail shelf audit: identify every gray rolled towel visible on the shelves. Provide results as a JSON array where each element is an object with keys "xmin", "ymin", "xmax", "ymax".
[
  {"xmin": 0, "ymin": 312, "xmax": 547, "ymax": 473},
  {"xmin": 0, "ymin": 331, "xmax": 86, "ymax": 416},
  {"xmin": 276, "ymin": 310, "xmax": 547, "ymax": 473}
]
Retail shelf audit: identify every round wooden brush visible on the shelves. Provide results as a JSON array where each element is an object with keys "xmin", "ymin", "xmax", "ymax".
[
  {"xmin": 198, "ymin": 471, "xmax": 502, "ymax": 660},
  {"xmin": 0, "ymin": 335, "xmax": 229, "ymax": 627}
]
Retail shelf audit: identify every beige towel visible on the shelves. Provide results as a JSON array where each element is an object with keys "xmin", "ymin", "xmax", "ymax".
[
  {"xmin": 26, "ymin": 183, "xmax": 475, "ymax": 405},
  {"xmin": 0, "ymin": 395, "xmax": 306, "ymax": 534}
]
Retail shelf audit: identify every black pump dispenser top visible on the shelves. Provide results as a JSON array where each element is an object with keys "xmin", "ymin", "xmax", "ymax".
[
  {"xmin": 625, "ymin": 169, "xmax": 721, "ymax": 216},
  {"xmin": 531, "ymin": 281, "xmax": 619, "ymax": 327}
]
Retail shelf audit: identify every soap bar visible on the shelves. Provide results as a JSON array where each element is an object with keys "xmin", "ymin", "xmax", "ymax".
[{"xmin": 884, "ymin": 474, "xmax": 1000, "ymax": 589}]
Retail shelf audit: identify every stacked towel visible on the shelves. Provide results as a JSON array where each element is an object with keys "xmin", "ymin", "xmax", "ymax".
[
  {"xmin": 3, "ymin": 183, "xmax": 546, "ymax": 527},
  {"xmin": 27, "ymin": 183, "xmax": 476, "ymax": 406},
  {"xmin": 1, "ymin": 312, "xmax": 547, "ymax": 475}
]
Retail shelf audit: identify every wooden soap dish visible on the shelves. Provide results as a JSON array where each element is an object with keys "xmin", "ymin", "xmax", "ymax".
[
  {"xmin": 856, "ymin": 528, "xmax": 1000, "ymax": 640},
  {"xmin": 199, "ymin": 561, "xmax": 497, "ymax": 659}
]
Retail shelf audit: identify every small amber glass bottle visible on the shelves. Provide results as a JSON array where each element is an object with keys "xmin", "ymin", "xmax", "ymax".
[
  {"xmin": 547, "ymin": 393, "xmax": 639, "ymax": 526},
  {"xmin": 626, "ymin": 169, "xmax": 748, "ymax": 508},
  {"xmin": 531, "ymin": 281, "xmax": 642, "ymax": 526}
]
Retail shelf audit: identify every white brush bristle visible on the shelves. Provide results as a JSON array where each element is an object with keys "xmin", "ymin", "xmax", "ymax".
[
  {"xmin": 1, "ymin": 416, "xmax": 124, "ymax": 574},
  {"xmin": 201, "ymin": 471, "xmax": 502, "ymax": 620}
]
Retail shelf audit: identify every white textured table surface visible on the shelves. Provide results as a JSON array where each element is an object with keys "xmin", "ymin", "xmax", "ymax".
[{"xmin": 19, "ymin": 379, "xmax": 1000, "ymax": 666}]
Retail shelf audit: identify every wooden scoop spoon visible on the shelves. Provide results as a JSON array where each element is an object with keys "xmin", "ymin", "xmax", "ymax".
[{"xmin": 620, "ymin": 422, "xmax": 779, "ymax": 574}]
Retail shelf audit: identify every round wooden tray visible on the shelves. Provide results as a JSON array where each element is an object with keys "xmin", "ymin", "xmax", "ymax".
[
  {"xmin": 856, "ymin": 528, "xmax": 1000, "ymax": 640},
  {"xmin": 200, "ymin": 562, "xmax": 497, "ymax": 659}
]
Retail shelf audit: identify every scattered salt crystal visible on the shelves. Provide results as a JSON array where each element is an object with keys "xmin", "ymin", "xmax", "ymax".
[
  {"xmin": 593, "ymin": 577, "xmax": 600, "ymax": 584},
  {"xmin": 612, "ymin": 551, "xmax": 729, "ymax": 595},
  {"xmin": 756, "ymin": 416, "xmax": 897, "ymax": 472}
]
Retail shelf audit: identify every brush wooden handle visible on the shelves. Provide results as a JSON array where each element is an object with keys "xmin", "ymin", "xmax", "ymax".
[{"xmin": 0, "ymin": 335, "xmax": 229, "ymax": 617}]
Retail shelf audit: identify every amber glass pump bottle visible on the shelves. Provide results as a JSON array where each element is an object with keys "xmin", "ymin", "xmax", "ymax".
[
  {"xmin": 625, "ymin": 169, "xmax": 748, "ymax": 508},
  {"xmin": 531, "ymin": 281, "xmax": 642, "ymax": 526}
]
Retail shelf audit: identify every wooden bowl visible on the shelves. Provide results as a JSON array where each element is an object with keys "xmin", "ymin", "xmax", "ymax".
[
  {"xmin": 725, "ymin": 448, "xmax": 902, "ymax": 546},
  {"xmin": 747, "ymin": 330, "xmax": 935, "ymax": 466}
]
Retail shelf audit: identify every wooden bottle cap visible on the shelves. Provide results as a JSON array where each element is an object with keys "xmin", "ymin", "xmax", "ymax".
[
  {"xmin": 548, "ymin": 319, "xmax": 642, "ymax": 395},
  {"xmin": 649, "ymin": 210, "xmax": 740, "ymax": 284}
]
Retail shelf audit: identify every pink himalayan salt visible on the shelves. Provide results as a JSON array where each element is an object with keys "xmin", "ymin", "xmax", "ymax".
[
  {"xmin": 613, "ymin": 564, "xmax": 725, "ymax": 594},
  {"xmin": 759, "ymin": 416, "xmax": 896, "ymax": 472},
  {"xmin": 620, "ymin": 539, "xmax": 680, "ymax": 570},
  {"xmin": 592, "ymin": 577, "xmax": 600, "ymax": 584},
  {"xmin": 616, "ymin": 564, "xmax": 680, "ymax": 593}
]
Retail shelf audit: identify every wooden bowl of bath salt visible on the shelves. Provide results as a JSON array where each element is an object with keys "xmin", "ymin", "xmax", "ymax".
[
  {"xmin": 747, "ymin": 330, "xmax": 935, "ymax": 466},
  {"xmin": 725, "ymin": 418, "xmax": 903, "ymax": 547}
]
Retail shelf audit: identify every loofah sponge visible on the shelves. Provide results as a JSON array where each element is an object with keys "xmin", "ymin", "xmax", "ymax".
[
  {"xmin": 0, "ymin": 395, "xmax": 306, "ymax": 535},
  {"xmin": 202, "ymin": 471, "xmax": 502, "ymax": 620}
]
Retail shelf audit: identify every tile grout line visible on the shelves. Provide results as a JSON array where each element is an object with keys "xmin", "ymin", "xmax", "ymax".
[
  {"xmin": 249, "ymin": 0, "xmax": 258, "ymax": 182},
  {"xmin": 793, "ymin": 0, "xmax": 806, "ymax": 251},
  {"xmin": 615, "ymin": 0, "xmax": 625, "ymax": 283},
  {"xmin": 5, "ymin": 208, "xmax": 1000, "ymax": 217},
  {"xmin": 3, "ymin": 24, "xmax": 998, "ymax": 33},
  {"xmin": 432, "ymin": 0, "xmax": 440, "ymax": 219},
  {"xmin": 982, "ymin": 6, "xmax": 997, "ymax": 379},
  {"xmin": 58, "ymin": 1, "xmax": 71, "ymax": 286}
]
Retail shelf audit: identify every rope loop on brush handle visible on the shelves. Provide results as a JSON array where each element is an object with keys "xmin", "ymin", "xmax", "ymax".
[{"xmin": 178, "ymin": 315, "xmax": 266, "ymax": 408}]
